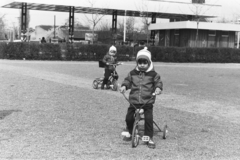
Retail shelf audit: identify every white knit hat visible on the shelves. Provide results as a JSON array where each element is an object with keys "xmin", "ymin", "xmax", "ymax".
[
  {"xmin": 109, "ymin": 45, "xmax": 117, "ymax": 52},
  {"xmin": 136, "ymin": 47, "xmax": 153, "ymax": 72},
  {"xmin": 136, "ymin": 47, "xmax": 151, "ymax": 64}
]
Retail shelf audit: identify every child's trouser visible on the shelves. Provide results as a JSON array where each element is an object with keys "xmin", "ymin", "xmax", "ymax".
[
  {"xmin": 102, "ymin": 68, "xmax": 118, "ymax": 87},
  {"xmin": 125, "ymin": 104, "xmax": 153, "ymax": 138},
  {"xmin": 102, "ymin": 69, "xmax": 112, "ymax": 87}
]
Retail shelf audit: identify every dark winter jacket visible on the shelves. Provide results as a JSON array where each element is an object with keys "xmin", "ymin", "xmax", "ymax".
[
  {"xmin": 102, "ymin": 53, "xmax": 118, "ymax": 71},
  {"xmin": 121, "ymin": 68, "xmax": 163, "ymax": 105}
]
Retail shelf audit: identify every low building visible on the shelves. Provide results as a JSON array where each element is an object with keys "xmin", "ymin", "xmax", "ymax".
[
  {"xmin": 149, "ymin": 21, "xmax": 240, "ymax": 48},
  {"xmin": 30, "ymin": 25, "xmax": 68, "ymax": 43}
]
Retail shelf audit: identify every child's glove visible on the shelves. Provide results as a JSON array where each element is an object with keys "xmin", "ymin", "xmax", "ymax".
[
  {"xmin": 154, "ymin": 88, "xmax": 162, "ymax": 95},
  {"xmin": 120, "ymin": 86, "xmax": 126, "ymax": 93}
]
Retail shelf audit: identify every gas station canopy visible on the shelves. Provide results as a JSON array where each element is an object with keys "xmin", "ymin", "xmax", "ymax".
[
  {"xmin": 1, "ymin": 0, "xmax": 221, "ymax": 19},
  {"xmin": 1, "ymin": 0, "xmax": 222, "ymax": 43}
]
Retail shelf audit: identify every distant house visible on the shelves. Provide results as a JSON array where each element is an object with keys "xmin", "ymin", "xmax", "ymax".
[
  {"xmin": 74, "ymin": 30, "xmax": 93, "ymax": 41},
  {"xmin": 31, "ymin": 25, "xmax": 66, "ymax": 42},
  {"xmin": 30, "ymin": 25, "xmax": 98, "ymax": 43}
]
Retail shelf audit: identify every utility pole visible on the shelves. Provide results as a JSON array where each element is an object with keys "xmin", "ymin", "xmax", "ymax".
[
  {"xmin": 237, "ymin": 19, "xmax": 240, "ymax": 49},
  {"xmin": 54, "ymin": 15, "xmax": 56, "ymax": 39},
  {"xmin": 123, "ymin": 10, "xmax": 126, "ymax": 43},
  {"xmin": 237, "ymin": 32, "xmax": 240, "ymax": 49}
]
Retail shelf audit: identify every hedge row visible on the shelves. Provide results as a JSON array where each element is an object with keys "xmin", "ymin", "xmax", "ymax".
[
  {"xmin": 1, "ymin": 42, "xmax": 240, "ymax": 63},
  {"xmin": 0, "ymin": 42, "xmax": 132, "ymax": 61},
  {"xmin": 0, "ymin": 42, "xmax": 61, "ymax": 60},
  {"xmin": 62, "ymin": 43, "xmax": 133, "ymax": 61},
  {"xmin": 144, "ymin": 46, "xmax": 240, "ymax": 63}
]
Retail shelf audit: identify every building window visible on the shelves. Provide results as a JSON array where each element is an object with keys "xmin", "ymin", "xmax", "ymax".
[
  {"xmin": 221, "ymin": 31, "xmax": 229, "ymax": 47},
  {"xmin": 174, "ymin": 30, "xmax": 179, "ymax": 35},
  {"xmin": 208, "ymin": 30, "xmax": 216, "ymax": 36},
  {"xmin": 222, "ymin": 31, "xmax": 229, "ymax": 37},
  {"xmin": 208, "ymin": 30, "xmax": 216, "ymax": 47},
  {"xmin": 174, "ymin": 30, "xmax": 179, "ymax": 46}
]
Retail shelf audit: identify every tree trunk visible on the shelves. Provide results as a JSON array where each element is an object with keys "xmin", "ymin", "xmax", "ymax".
[
  {"xmin": 92, "ymin": 26, "xmax": 95, "ymax": 44},
  {"xmin": 146, "ymin": 29, "xmax": 149, "ymax": 45}
]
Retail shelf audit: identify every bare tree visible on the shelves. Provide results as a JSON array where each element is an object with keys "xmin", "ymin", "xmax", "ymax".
[
  {"xmin": 12, "ymin": 23, "xmax": 19, "ymax": 39},
  {"xmin": 189, "ymin": 3, "xmax": 206, "ymax": 46},
  {"xmin": 135, "ymin": 0, "xmax": 151, "ymax": 45},
  {"xmin": 0, "ymin": 14, "xmax": 6, "ymax": 33},
  {"xmin": 96, "ymin": 20, "xmax": 111, "ymax": 31},
  {"xmin": 118, "ymin": 17, "xmax": 136, "ymax": 41},
  {"xmin": 126, "ymin": 17, "xmax": 136, "ymax": 36},
  {"xmin": 63, "ymin": 17, "xmax": 90, "ymax": 30},
  {"xmin": 220, "ymin": 13, "xmax": 240, "ymax": 24},
  {"xmin": 118, "ymin": 19, "xmax": 124, "ymax": 35},
  {"xmin": 84, "ymin": 0, "xmax": 106, "ymax": 44},
  {"xmin": 0, "ymin": 14, "xmax": 7, "ymax": 40},
  {"xmin": 135, "ymin": 0, "xmax": 167, "ymax": 45},
  {"xmin": 185, "ymin": 0, "xmax": 220, "ymax": 46},
  {"xmin": 216, "ymin": 17, "xmax": 231, "ymax": 23}
]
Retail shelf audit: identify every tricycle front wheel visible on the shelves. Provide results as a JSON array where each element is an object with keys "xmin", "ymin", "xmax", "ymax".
[
  {"xmin": 131, "ymin": 123, "xmax": 139, "ymax": 148},
  {"xmin": 92, "ymin": 80, "xmax": 99, "ymax": 89},
  {"xmin": 112, "ymin": 80, "xmax": 118, "ymax": 91}
]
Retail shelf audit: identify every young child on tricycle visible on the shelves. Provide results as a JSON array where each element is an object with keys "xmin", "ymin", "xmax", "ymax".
[
  {"xmin": 101, "ymin": 45, "xmax": 118, "ymax": 90},
  {"xmin": 92, "ymin": 45, "xmax": 122, "ymax": 91},
  {"xmin": 119, "ymin": 47, "xmax": 163, "ymax": 149}
]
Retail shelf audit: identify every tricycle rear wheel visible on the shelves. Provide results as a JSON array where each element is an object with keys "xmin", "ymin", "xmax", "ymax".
[
  {"xmin": 112, "ymin": 80, "xmax": 118, "ymax": 91},
  {"xmin": 163, "ymin": 124, "xmax": 168, "ymax": 139}
]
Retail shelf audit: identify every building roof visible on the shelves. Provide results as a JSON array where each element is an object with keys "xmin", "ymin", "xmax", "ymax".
[
  {"xmin": 1, "ymin": 0, "xmax": 221, "ymax": 19},
  {"xmin": 38, "ymin": 25, "xmax": 53, "ymax": 31},
  {"xmin": 149, "ymin": 21, "xmax": 240, "ymax": 32}
]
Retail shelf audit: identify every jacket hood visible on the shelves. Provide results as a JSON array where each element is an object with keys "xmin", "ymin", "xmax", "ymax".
[{"xmin": 136, "ymin": 47, "xmax": 153, "ymax": 72}]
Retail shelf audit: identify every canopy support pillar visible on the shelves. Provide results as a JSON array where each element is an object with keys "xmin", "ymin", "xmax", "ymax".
[
  {"xmin": 112, "ymin": 10, "xmax": 117, "ymax": 45},
  {"xmin": 69, "ymin": 6, "xmax": 75, "ymax": 43},
  {"xmin": 21, "ymin": 3, "xmax": 28, "ymax": 42},
  {"xmin": 150, "ymin": 13, "xmax": 156, "ymax": 46}
]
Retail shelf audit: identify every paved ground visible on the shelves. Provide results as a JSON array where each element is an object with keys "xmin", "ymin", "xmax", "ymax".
[{"xmin": 0, "ymin": 60, "xmax": 240, "ymax": 159}]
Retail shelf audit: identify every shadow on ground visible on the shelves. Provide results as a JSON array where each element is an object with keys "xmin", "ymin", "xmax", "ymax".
[{"xmin": 0, "ymin": 110, "xmax": 22, "ymax": 120}]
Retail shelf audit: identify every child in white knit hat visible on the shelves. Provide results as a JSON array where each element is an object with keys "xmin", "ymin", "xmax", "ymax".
[
  {"xmin": 101, "ymin": 45, "xmax": 118, "ymax": 89},
  {"xmin": 119, "ymin": 47, "xmax": 163, "ymax": 149}
]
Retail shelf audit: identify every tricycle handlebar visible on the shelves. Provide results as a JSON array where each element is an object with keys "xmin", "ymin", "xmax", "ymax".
[
  {"xmin": 107, "ymin": 62, "xmax": 123, "ymax": 66},
  {"xmin": 121, "ymin": 92, "xmax": 156, "ymax": 110}
]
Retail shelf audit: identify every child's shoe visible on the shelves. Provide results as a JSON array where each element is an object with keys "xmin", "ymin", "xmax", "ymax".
[
  {"xmin": 101, "ymin": 84, "xmax": 105, "ymax": 90},
  {"xmin": 123, "ymin": 136, "xmax": 132, "ymax": 141},
  {"xmin": 122, "ymin": 131, "xmax": 131, "ymax": 141},
  {"xmin": 147, "ymin": 139, "xmax": 156, "ymax": 149}
]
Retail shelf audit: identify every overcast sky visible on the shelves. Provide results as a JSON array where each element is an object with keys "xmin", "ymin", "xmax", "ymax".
[{"xmin": 0, "ymin": 0, "xmax": 240, "ymax": 28}]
